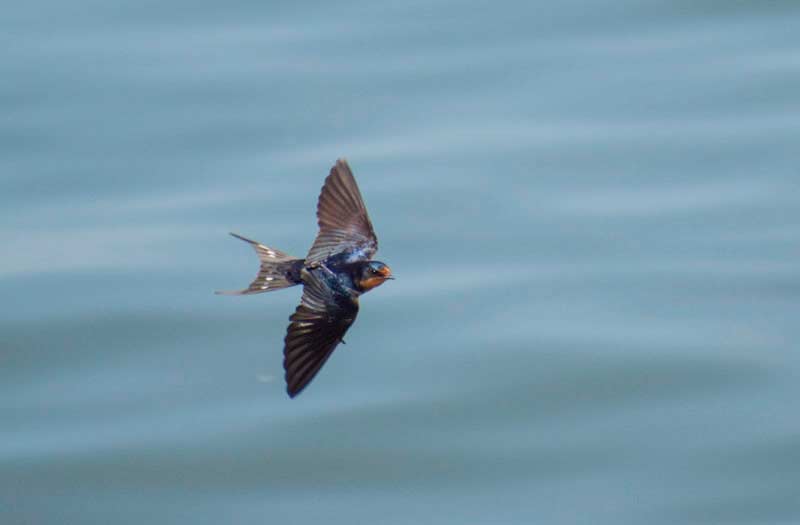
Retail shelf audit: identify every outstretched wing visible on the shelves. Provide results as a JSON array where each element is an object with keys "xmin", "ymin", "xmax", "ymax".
[
  {"xmin": 305, "ymin": 159, "xmax": 378, "ymax": 265},
  {"xmin": 283, "ymin": 270, "xmax": 359, "ymax": 397}
]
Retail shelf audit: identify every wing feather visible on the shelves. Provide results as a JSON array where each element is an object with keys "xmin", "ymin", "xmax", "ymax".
[
  {"xmin": 305, "ymin": 159, "xmax": 378, "ymax": 264},
  {"xmin": 283, "ymin": 270, "xmax": 359, "ymax": 397}
]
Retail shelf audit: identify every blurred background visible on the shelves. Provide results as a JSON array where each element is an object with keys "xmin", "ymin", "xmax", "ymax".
[{"xmin": 2, "ymin": 1, "xmax": 799, "ymax": 523}]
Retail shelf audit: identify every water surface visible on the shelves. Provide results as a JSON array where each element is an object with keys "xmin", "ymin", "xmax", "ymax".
[{"xmin": 2, "ymin": 1, "xmax": 800, "ymax": 523}]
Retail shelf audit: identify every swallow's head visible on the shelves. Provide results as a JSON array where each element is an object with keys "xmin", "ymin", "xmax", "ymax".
[{"xmin": 356, "ymin": 261, "xmax": 394, "ymax": 292}]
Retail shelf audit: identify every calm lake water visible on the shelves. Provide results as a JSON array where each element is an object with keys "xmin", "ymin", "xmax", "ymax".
[{"xmin": 2, "ymin": 1, "xmax": 799, "ymax": 523}]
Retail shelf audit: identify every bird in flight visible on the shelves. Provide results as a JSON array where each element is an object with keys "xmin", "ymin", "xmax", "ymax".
[{"xmin": 217, "ymin": 159, "xmax": 393, "ymax": 397}]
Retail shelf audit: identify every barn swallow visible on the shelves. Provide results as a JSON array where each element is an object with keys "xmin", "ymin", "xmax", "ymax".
[{"xmin": 216, "ymin": 159, "xmax": 393, "ymax": 397}]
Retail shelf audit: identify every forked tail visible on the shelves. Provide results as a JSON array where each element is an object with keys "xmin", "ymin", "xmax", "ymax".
[{"xmin": 215, "ymin": 233, "xmax": 304, "ymax": 295}]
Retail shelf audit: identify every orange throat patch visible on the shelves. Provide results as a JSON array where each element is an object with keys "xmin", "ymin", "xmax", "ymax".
[{"xmin": 359, "ymin": 276, "xmax": 387, "ymax": 291}]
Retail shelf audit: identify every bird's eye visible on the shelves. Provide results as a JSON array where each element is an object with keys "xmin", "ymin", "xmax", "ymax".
[{"xmin": 370, "ymin": 268, "xmax": 379, "ymax": 274}]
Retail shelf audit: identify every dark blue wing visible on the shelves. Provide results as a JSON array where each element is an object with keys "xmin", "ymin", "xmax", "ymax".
[
  {"xmin": 305, "ymin": 159, "xmax": 378, "ymax": 264},
  {"xmin": 283, "ymin": 269, "xmax": 359, "ymax": 397}
]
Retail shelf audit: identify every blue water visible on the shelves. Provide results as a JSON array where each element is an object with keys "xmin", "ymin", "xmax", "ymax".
[{"xmin": 2, "ymin": 2, "xmax": 800, "ymax": 523}]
